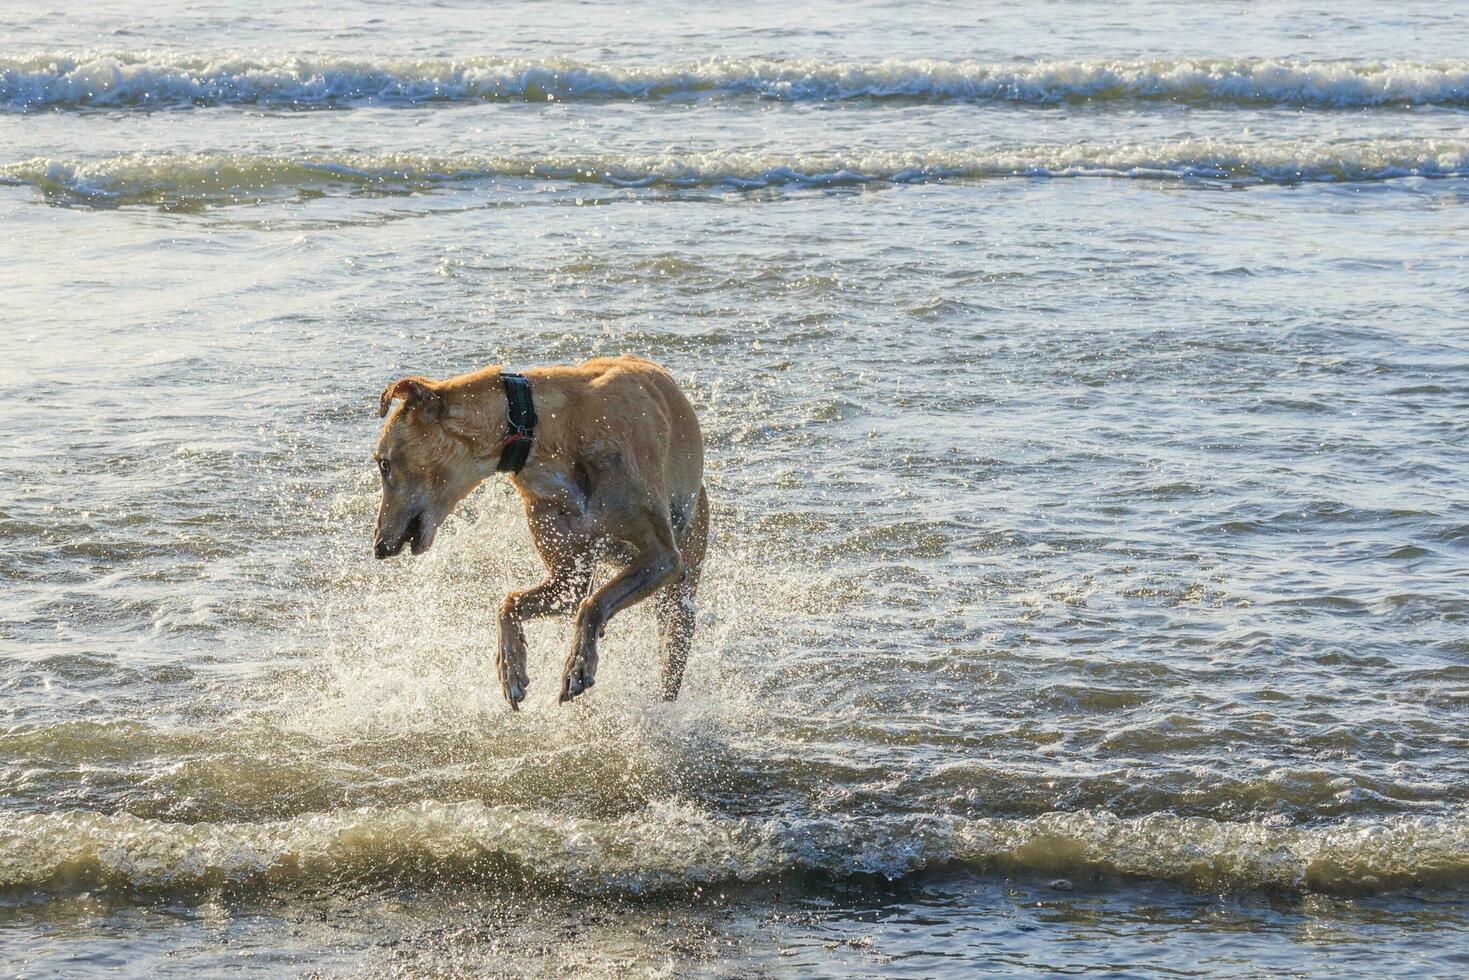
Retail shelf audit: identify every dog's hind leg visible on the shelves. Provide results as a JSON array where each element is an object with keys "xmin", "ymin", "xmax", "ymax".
[
  {"xmin": 656, "ymin": 485, "xmax": 709, "ymax": 701},
  {"xmin": 497, "ymin": 562, "xmax": 592, "ymax": 709},
  {"xmin": 560, "ymin": 510, "xmax": 682, "ymax": 703}
]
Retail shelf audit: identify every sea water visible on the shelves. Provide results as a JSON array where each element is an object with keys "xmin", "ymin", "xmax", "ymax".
[{"xmin": 1, "ymin": 1, "xmax": 1466, "ymax": 975}]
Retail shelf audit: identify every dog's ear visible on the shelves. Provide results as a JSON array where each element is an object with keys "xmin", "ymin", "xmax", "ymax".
[{"xmin": 378, "ymin": 377, "xmax": 442, "ymax": 420}]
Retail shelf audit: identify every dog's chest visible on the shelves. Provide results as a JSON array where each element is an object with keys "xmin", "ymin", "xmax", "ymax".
[{"xmin": 525, "ymin": 470, "xmax": 604, "ymax": 537}]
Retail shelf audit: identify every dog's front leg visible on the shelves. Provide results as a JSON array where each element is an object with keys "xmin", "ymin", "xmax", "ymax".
[
  {"xmin": 497, "ymin": 567, "xmax": 590, "ymax": 709},
  {"xmin": 560, "ymin": 536, "xmax": 681, "ymax": 703},
  {"xmin": 496, "ymin": 604, "xmax": 532, "ymax": 710}
]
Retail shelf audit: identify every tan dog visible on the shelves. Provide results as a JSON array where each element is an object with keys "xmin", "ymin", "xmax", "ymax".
[{"xmin": 372, "ymin": 355, "xmax": 708, "ymax": 707}]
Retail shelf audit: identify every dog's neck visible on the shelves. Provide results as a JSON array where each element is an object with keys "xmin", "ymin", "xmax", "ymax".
[{"xmin": 438, "ymin": 367, "xmax": 571, "ymax": 480}]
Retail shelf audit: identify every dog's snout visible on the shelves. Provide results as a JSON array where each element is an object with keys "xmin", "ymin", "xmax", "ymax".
[{"xmin": 374, "ymin": 511, "xmax": 422, "ymax": 560}]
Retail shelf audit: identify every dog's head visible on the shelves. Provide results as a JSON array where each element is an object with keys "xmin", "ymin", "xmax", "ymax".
[{"xmin": 372, "ymin": 376, "xmax": 482, "ymax": 559}]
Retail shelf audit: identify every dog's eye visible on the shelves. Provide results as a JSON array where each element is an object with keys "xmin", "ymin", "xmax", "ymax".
[{"xmin": 378, "ymin": 458, "xmax": 391, "ymax": 477}]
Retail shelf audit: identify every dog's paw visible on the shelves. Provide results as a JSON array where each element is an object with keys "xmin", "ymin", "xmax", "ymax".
[
  {"xmin": 559, "ymin": 629, "xmax": 599, "ymax": 704},
  {"xmin": 559, "ymin": 663, "xmax": 595, "ymax": 703},
  {"xmin": 497, "ymin": 647, "xmax": 529, "ymax": 711}
]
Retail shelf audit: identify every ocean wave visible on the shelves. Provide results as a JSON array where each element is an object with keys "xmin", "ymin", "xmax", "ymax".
[
  {"xmin": 1, "ymin": 802, "xmax": 1464, "ymax": 897},
  {"xmin": 4, "ymin": 53, "xmax": 1469, "ymax": 109},
  {"xmin": 3, "ymin": 141, "xmax": 1466, "ymax": 207}
]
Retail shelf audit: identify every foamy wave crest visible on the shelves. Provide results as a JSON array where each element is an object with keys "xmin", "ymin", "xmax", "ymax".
[
  {"xmin": 2, "ymin": 803, "xmax": 1464, "ymax": 896},
  {"xmin": 4, "ymin": 140, "xmax": 1466, "ymax": 207},
  {"xmin": 4, "ymin": 53, "xmax": 1469, "ymax": 109}
]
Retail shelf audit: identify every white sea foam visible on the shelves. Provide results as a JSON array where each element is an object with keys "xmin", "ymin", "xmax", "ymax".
[
  {"xmin": 4, "ymin": 140, "xmax": 1466, "ymax": 206},
  {"xmin": 4, "ymin": 53, "xmax": 1469, "ymax": 108}
]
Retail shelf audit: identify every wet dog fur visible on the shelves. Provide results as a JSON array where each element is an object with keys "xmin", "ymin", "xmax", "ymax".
[{"xmin": 372, "ymin": 355, "xmax": 708, "ymax": 707}]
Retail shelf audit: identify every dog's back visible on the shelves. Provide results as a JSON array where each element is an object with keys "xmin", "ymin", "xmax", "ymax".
[{"xmin": 535, "ymin": 355, "xmax": 704, "ymax": 514}]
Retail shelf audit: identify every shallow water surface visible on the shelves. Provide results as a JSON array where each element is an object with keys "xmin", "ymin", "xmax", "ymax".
[{"xmin": 2, "ymin": 1, "xmax": 1468, "ymax": 976}]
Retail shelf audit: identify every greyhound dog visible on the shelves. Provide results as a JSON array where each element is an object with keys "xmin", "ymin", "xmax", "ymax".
[{"xmin": 372, "ymin": 355, "xmax": 708, "ymax": 708}]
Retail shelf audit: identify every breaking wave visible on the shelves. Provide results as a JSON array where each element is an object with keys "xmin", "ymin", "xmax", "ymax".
[
  {"xmin": 5, "ymin": 139, "xmax": 1467, "ymax": 207},
  {"xmin": 5, "ymin": 53, "xmax": 1469, "ymax": 109},
  {"xmin": 2, "ymin": 803, "xmax": 1464, "ymax": 897}
]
